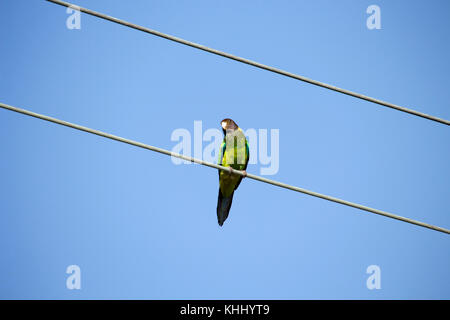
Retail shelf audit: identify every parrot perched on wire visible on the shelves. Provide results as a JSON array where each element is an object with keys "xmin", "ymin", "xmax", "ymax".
[{"xmin": 216, "ymin": 118, "xmax": 250, "ymax": 226}]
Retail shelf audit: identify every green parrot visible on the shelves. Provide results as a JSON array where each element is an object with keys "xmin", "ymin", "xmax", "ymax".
[{"xmin": 217, "ymin": 118, "xmax": 250, "ymax": 226}]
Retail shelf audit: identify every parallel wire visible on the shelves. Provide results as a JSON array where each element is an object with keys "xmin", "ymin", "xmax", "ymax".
[
  {"xmin": 1, "ymin": 101, "xmax": 448, "ymax": 235},
  {"xmin": 46, "ymin": 0, "xmax": 450, "ymax": 126}
]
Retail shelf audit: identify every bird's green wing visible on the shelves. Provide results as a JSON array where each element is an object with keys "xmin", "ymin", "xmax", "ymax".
[
  {"xmin": 233, "ymin": 138, "xmax": 249, "ymax": 190},
  {"xmin": 218, "ymin": 140, "xmax": 226, "ymax": 180}
]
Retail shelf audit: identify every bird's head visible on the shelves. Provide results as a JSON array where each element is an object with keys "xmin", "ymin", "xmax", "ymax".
[{"xmin": 221, "ymin": 118, "xmax": 238, "ymax": 135}]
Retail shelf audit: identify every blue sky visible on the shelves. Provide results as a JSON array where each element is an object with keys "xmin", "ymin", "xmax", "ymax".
[{"xmin": 0, "ymin": 0, "xmax": 449, "ymax": 299}]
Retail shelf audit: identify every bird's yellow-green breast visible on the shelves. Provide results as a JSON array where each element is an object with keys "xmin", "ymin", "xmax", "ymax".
[{"xmin": 218, "ymin": 128, "xmax": 249, "ymax": 197}]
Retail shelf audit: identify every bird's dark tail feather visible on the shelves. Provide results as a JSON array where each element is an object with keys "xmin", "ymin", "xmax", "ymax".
[{"xmin": 217, "ymin": 189, "xmax": 234, "ymax": 226}]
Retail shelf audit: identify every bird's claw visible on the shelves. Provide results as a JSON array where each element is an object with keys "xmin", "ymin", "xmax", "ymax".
[{"xmin": 226, "ymin": 167, "xmax": 247, "ymax": 178}]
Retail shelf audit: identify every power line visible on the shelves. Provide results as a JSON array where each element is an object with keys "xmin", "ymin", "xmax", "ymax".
[
  {"xmin": 1, "ymin": 101, "xmax": 448, "ymax": 235},
  {"xmin": 46, "ymin": 0, "xmax": 450, "ymax": 126}
]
